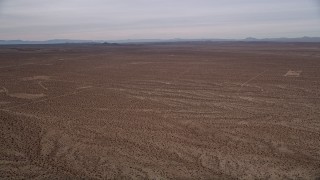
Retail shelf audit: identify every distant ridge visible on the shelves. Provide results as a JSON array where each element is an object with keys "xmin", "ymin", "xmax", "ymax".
[
  {"xmin": 1, "ymin": 37, "xmax": 320, "ymax": 45},
  {"xmin": 0, "ymin": 39, "xmax": 101, "ymax": 45},
  {"xmin": 243, "ymin": 36, "xmax": 320, "ymax": 43}
]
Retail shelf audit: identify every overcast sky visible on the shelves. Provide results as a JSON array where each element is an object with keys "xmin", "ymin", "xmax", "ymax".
[{"xmin": 0, "ymin": 0, "xmax": 319, "ymax": 40}]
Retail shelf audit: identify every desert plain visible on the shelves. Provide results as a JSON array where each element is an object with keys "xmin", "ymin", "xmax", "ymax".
[{"xmin": 0, "ymin": 42, "xmax": 320, "ymax": 179}]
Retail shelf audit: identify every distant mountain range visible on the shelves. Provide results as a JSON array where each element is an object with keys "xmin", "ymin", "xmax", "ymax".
[
  {"xmin": 0, "ymin": 39, "xmax": 101, "ymax": 45},
  {"xmin": 1, "ymin": 37, "xmax": 320, "ymax": 45},
  {"xmin": 242, "ymin": 36, "xmax": 320, "ymax": 43}
]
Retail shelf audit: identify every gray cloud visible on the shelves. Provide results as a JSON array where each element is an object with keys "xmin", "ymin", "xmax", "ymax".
[{"xmin": 0, "ymin": 0, "xmax": 319, "ymax": 40}]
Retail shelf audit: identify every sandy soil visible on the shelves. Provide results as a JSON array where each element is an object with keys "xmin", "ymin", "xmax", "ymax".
[{"xmin": 0, "ymin": 42, "xmax": 320, "ymax": 179}]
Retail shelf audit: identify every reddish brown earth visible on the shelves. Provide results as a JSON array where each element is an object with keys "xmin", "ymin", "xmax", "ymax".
[{"xmin": 0, "ymin": 42, "xmax": 320, "ymax": 179}]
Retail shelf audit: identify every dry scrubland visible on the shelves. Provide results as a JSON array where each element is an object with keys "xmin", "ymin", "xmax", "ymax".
[{"xmin": 0, "ymin": 42, "xmax": 320, "ymax": 179}]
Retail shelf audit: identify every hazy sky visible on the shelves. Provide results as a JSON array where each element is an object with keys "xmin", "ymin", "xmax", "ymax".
[{"xmin": 0, "ymin": 0, "xmax": 319, "ymax": 40}]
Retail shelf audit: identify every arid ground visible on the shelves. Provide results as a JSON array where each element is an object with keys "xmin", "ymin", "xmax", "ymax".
[{"xmin": 0, "ymin": 42, "xmax": 320, "ymax": 179}]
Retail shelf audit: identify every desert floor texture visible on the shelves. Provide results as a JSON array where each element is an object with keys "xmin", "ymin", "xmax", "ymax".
[{"xmin": 0, "ymin": 42, "xmax": 320, "ymax": 179}]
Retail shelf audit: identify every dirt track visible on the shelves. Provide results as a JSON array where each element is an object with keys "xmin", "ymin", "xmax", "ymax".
[{"xmin": 1, "ymin": 42, "xmax": 320, "ymax": 179}]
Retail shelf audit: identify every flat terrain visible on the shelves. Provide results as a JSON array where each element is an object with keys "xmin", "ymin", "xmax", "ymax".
[{"xmin": 0, "ymin": 42, "xmax": 320, "ymax": 179}]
